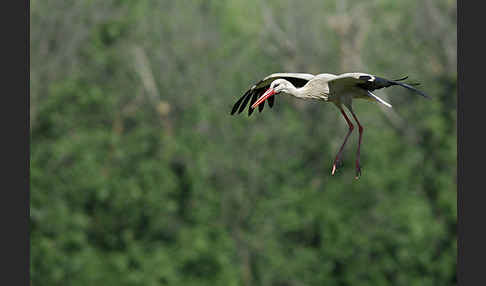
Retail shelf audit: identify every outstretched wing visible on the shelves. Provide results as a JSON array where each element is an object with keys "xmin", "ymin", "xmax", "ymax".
[
  {"xmin": 231, "ymin": 73, "xmax": 315, "ymax": 116},
  {"xmin": 328, "ymin": 72, "xmax": 428, "ymax": 107}
]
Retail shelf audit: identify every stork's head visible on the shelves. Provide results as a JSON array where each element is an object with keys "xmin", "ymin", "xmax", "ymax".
[
  {"xmin": 271, "ymin": 79, "xmax": 293, "ymax": 94},
  {"xmin": 251, "ymin": 79, "xmax": 293, "ymax": 109}
]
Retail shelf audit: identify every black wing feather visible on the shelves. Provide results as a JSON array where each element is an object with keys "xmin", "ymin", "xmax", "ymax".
[
  {"xmin": 392, "ymin": 80, "xmax": 428, "ymax": 97},
  {"xmin": 247, "ymin": 92, "xmax": 259, "ymax": 116},
  {"xmin": 237, "ymin": 90, "xmax": 253, "ymax": 114},
  {"xmin": 258, "ymin": 100, "xmax": 265, "ymax": 112},
  {"xmin": 231, "ymin": 85, "xmax": 269, "ymax": 116},
  {"xmin": 230, "ymin": 90, "xmax": 250, "ymax": 115},
  {"xmin": 282, "ymin": 77, "xmax": 309, "ymax": 88},
  {"xmin": 267, "ymin": 94, "xmax": 275, "ymax": 108},
  {"xmin": 357, "ymin": 75, "xmax": 429, "ymax": 98},
  {"xmin": 393, "ymin": 75, "xmax": 408, "ymax": 81}
]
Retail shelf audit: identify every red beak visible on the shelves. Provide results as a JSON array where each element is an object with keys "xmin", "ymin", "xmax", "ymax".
[{"xmin": 251, "ymin": 88, "xmax": 276, "ymax": 109}]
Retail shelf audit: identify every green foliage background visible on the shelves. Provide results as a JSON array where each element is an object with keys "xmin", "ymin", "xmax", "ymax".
[{"xmin": 30, "ymin": 0, "xmax": 457, "ymax": 285}]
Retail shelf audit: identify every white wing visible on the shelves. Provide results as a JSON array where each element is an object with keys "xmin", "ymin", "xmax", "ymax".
[
  {"xmin": 327, "ymin": 72, "xmax": 427, "ymax": 108},
  {"xmin": 327, "ymin": 72, "xmax": 376, "ymax": 92},
  {"xmin": 257, "ymin": 73, "xmax": 315, "ymax": 89}
]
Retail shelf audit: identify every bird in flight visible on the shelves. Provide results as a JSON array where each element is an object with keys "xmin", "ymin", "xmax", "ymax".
[{"xmin": 230, "ymin": 72, "xmax": 428, "ymax": 179}]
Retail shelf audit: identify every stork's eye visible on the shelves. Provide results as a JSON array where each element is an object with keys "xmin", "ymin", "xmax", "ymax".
[{"xmin": 274, "ymin": 83, "xmax": 280, "ymax": 88}]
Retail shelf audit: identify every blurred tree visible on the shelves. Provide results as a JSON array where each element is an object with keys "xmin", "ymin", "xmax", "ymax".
[{"xmin": 31, "ymin": 0, "xmax": 456, "ymax": 285}]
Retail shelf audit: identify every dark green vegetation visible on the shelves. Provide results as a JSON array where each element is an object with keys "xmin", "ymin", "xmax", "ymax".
[{"xmin": 31, "ymin": 0, "xmax": 456, "ymax": 285}]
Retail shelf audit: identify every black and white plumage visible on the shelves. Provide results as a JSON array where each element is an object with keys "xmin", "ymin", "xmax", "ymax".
[
  {"xmin": 231, "ymin": 73, "xmax": 315, "ymax": 116},
  {"xmin": 230, "ymin": 72, "xmax": 428, "ymax": 179}
]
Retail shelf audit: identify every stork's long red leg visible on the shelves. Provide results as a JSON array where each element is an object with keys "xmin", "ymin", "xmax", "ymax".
[
  {"xmin": 331, "ymin": 107, "xmax": 354, "ymax": 176},
  {"xmin": 349, "ymin": 109, "xmax": 363, "ymax": 179}
]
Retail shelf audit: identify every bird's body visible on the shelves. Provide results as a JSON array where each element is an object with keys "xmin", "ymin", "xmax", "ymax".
[{"xmin": 230, "ymin": 72, "xmax": 428, "ymax": 179}]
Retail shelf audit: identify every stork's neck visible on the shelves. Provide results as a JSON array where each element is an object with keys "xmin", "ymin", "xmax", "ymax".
[{"xmin": 287, "ymin": 84, "xmax": 324, "ymax": 100}]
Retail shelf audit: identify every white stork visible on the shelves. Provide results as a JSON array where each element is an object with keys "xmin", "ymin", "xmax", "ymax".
[{"xmin": 230, "ymin": 72, "xmax": 428, "ymax": 179}]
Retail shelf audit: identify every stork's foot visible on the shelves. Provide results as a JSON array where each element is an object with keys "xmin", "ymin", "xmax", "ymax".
[
  {"xmin": 355, "ymin": 163, "xmax": 362, "ymax": 180},
  {"xmin": 331, "ymin": 160, "xmax": 343, "ymax": 176}
]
